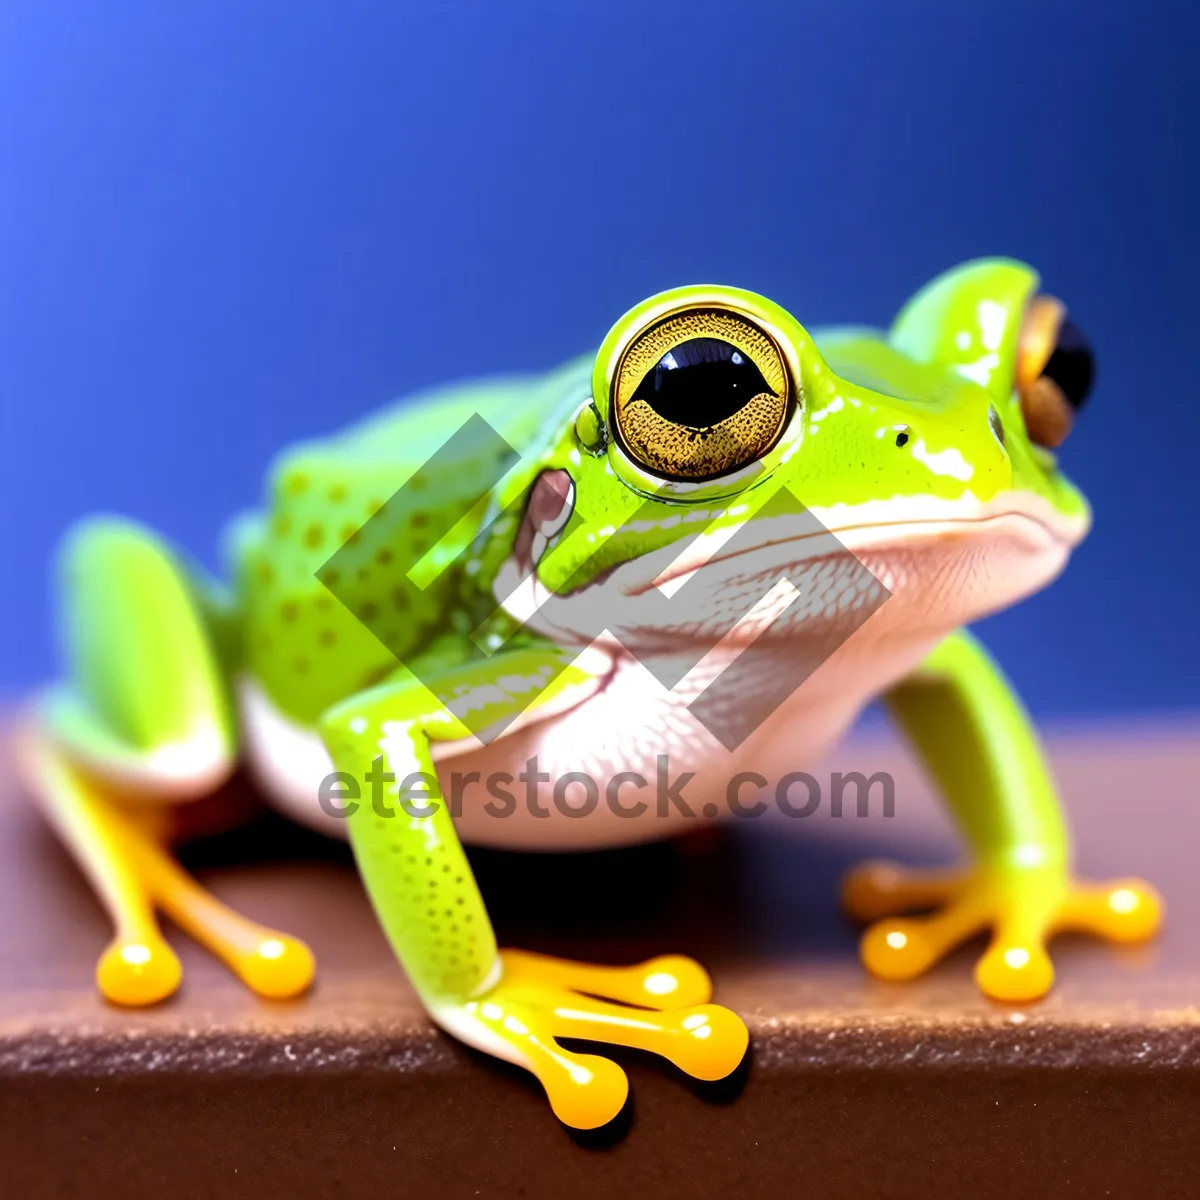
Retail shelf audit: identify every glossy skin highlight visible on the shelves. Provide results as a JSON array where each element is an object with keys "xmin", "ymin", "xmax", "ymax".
[{"xmin": 17, "ymin": 259, "xmax": 1161, "ymax": 1129}]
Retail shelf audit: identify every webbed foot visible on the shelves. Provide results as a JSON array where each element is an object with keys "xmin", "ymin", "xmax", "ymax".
[
  {"xmin": 843, "ymin": 859, "xmax": 1162, "ymax": 1002},
  {"xmin": 437, "ymin": 950, "xmax": 749, "ymax": 1129},
  {"xmin": 19, "ymin": 727, "xmax": 315, "ymax": 1006}
]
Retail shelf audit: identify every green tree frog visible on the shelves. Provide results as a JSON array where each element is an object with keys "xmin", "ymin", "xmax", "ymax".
[{"xmin": 16, "ymin": 259, "xmax": 1162, "ymax": 1129}]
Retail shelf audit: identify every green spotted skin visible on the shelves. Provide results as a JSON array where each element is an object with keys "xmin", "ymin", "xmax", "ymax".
[
  {"xmin": 319, "ymin": 645, "xmax": 587, "ymax": 1004},
  {"xmin": 228, "ymin": 367, "xmax": 588, "ymax": 724},
  {"xmin": 322, "ymin": 698, "xmax": 498, "ymax": 1003}
]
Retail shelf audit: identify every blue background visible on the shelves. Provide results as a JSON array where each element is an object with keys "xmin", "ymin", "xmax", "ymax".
[{"xmin": 1, "ymin": 1, "xmax": 1196, "ymax": 715}]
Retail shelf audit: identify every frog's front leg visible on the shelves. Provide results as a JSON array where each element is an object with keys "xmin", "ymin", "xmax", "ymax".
[
  {"xmin": 318, "ymin": 646, "xmax": 748, "ymax": 1129},
  {"xmin": 842, "ymin": 629, "xmax": 1162, "ymax": 1002},
  {"xmin": 16, "ymin": 517, "xmax": 315, "ymax": 1005}
]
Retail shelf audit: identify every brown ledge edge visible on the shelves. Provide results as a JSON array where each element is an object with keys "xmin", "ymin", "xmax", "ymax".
[{"xmin": 3, "ymin": 717, "xmax": 1200, "ymax": 1198}]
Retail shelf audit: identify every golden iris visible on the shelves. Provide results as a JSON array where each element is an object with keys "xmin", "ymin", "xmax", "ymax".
[{"xmin": 612, "ymin": 309, "xmax": 790, "ymax": 480}]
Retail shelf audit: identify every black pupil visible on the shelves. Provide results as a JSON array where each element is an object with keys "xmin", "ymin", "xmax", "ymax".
[
  {"xmin": 632, "ymin": 337, "xmax": 775, "ymax": 427},
  {"xmin": 1041, "ymin": 318, "xmax": 1095, "ymax": 410}
]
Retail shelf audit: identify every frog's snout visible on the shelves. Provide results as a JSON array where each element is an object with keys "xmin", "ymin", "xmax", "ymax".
[{"xmin": 849, "ymin": 387, "xmax": 1012, "ymax": 494}]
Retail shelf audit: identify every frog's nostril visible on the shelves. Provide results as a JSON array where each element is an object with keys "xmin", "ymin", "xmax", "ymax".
[
  {"xmin": 988, "ymin": 405, "xmax": 1005, "ymax": 447},
  {"xmin": 894, "ymin": 428, "xmax": 911, "ymax": 448}
]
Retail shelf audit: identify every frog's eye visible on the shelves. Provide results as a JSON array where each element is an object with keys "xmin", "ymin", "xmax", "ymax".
[
  {"xmin": 1016, "ymin": 295, "xmax": 1096, "ymax": 448},
  {"xmin": 612, "ymin": 309, "xmax": 791, "ymax": 480}
]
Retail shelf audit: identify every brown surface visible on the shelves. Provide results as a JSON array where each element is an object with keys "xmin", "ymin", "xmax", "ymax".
[{"xmin": 2, "ymin": 717, "xmax": 1200, "ymax": 1197}]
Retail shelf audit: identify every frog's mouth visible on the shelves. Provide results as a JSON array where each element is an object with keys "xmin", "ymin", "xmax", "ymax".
[
  {"xmin": 500, "ymin": 487, "xmax": 1086, "ymax": 649},
  {"xmin": 620, "ymin": 489, "xmax": 1088, "ymax": 599}
]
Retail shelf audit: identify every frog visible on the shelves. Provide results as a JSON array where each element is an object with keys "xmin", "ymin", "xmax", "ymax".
[{"xmin": 16, "ymin": 258, "xmax": 1163, "ymax": 1130}]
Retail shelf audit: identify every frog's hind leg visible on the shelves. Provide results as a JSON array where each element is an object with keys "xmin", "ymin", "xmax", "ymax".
[{"xmin": 15, "ymin": 517, "xmax": 314, "ymax": 1005}]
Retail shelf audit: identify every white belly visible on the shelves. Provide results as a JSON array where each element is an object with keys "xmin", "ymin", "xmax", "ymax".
[{"xmin": 239, "ymin": 619, "xmax": 938, "ymax": 852}]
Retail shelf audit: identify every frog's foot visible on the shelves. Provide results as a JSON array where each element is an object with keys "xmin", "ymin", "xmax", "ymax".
[
  {"xmin": 18, "ymin": 729, "xmax": 315, "ymax": 1006},
  {"xmin": 842, "ymin": 859, "xmax": 1163, "ymax": 1003},
  {"xmin": 438, "ymin": 950, "xmax": 749, "ymax": 1129},
  {"xmin": 121, "ymin": 819, "xmax": 316, "ymax": 1001}
]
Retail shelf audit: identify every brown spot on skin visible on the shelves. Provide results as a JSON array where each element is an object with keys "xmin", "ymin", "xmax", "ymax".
[
  {"xmin": 328, "ymin": 483, "xmax": 349, "ymax": 503},
  {"xmin": 280, "ymin": 601, "xmax": 300, "ymax": 623},
  {"xmin": 273, "ymin": 514, "xmax": 291, "ymax": 537},
  {"xmin": 304, "ymin": 525, "xmax": 325, "ymax": 549},
  {"xmin": 319, "ymin": 628, "xmax": 337, "ymax": 646},
  {"xmin": 341, "ymin": 524, "xmax": 361, "ymax": 545},
  {"xmin": 376, "ymin": 547, "xmax": 393, "ymax": 565},
  {"xmin": 285, "ymin": 472, "xmax": 310, "ymax": 496},
  {"xmin": 321, "ymin": 568, "xmax": 340, "ymax": 588},
  {"xmin": 293, "ymin": 655, "xmax": 310, "ymax": 674},
  {"xmin": 359, "ymin": 602, "xmax": 380, "ymax": 622},
  {"xmin": 411, "ymin": 512, "xmax": 429, "ymax": 528},
  {"xmin": 366, "ymin": 498, "xmax": 385, "ymax": 517},
  {"xmin": 391, "ymin": 587, "xmax": 409, "ymax": 611},
  {"xmin": 316, "ymin": 596, "xmax": 332, "ymax": 611},
  {"xmin": 361, "ymin": 662, "xmax": 394, "ymax": 688}
]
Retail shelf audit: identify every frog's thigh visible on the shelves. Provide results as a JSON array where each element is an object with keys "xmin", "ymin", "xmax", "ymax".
[
  {"xmin": 19, "ymin": 517, "xmax": 313, "ymax": 1004},
  {"xmin": 45, "ymin": 516, "xmax": 236, "ymax": 791}
]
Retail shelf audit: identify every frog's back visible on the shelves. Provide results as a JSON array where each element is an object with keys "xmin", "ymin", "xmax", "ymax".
[{"xmin": 230, "ymin": 359, "xmax": 589, "ymax": 723}]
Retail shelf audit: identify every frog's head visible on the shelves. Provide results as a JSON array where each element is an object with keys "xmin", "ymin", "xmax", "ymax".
[{"xmin": 499, "ymin": 259, "xmax": 1095, "ymax": 651}]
